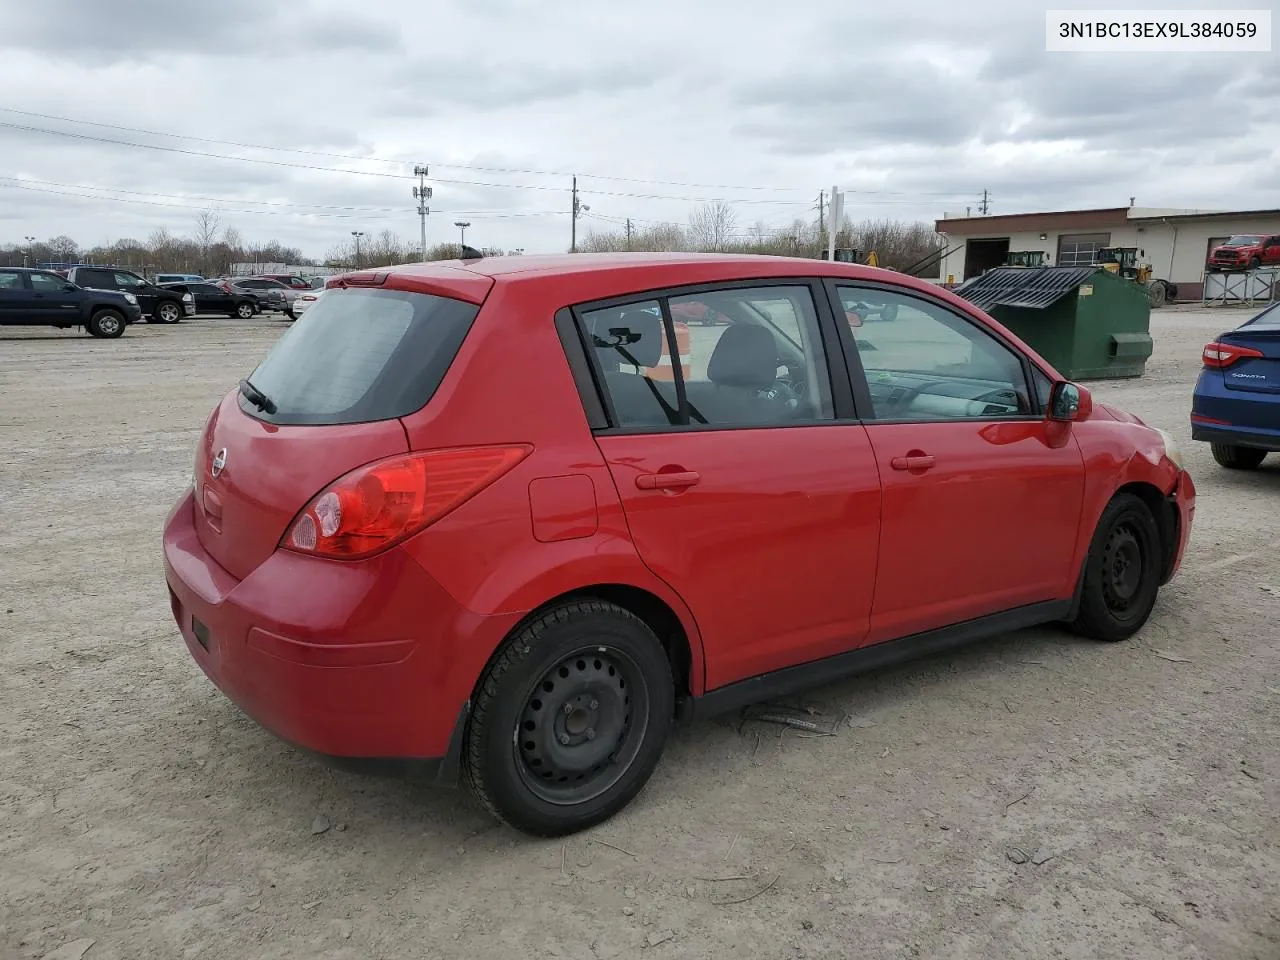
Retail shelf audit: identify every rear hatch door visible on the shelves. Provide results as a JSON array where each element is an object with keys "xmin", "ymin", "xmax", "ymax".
[{"xmin": 193, "ymin": 284, "xmax": 482, "ymax": 580}]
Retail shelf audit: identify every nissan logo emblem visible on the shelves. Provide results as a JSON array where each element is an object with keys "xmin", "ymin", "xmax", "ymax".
[{"xmin": 210, "ymin": 448, "xmax": 227, "ymax": 478}]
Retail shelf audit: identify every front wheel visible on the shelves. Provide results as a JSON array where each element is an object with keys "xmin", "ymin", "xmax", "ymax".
[
  {"xmin": 463, "ymin": 600, "xmax": 674, "ymax": 836},
  {"xmin": 1071, "ymin": 493, "xmax": 1162, "ymax": 642},
  {"xmin": 1211, "ymin": 443, "xmax": 1267, "ymax": 469},
  {"xmin": 1249, "ymin": 257, "xmax": 1261, "ymax": 270},
  {"xmin": 155, "ymin": 300, "xmax": 182, "ymax": 324},
  {"xmin": 235, "ymin": 302, "xmax": 255, "ymax": 319},
  {"xmin": 86, "ymin": 309, "xmax": 126, "ymax": 339}
]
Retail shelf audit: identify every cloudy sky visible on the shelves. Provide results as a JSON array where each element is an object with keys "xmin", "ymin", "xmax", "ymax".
[{"xmin": 1, "ymin": 0, "xmax": 1276, "ymax": 260}]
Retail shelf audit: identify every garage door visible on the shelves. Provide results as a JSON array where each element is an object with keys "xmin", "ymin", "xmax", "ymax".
[{"xmin": 1057, "ymin": 233, "xmax": 1111, "ymax": 266}]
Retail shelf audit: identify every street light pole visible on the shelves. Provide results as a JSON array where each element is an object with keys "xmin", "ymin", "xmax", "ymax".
[
  {"xmin": 351, "ymin": 231, "xmax": 364, "ymax": 269},
  {"xmin": 453, "ymin": 221, "xmax": 470, "ymax": 247},
  {"xmin": 23, "ymin": 235, "xmax": 35, "ymax": 267}
]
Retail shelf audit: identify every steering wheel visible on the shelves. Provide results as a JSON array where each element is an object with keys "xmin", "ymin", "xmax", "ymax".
[
  {"xmin": 970, "ymin": 388, "xmax": 1023, "ymax": 415},
  {"xmin": 761, "ymin": 377, "xmax": 801, "ymax": 405}
]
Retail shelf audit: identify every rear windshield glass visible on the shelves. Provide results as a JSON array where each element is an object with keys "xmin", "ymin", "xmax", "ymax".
[{"xmin": 239, "ymin": 287, "xmax": 479, "ymax": 425}]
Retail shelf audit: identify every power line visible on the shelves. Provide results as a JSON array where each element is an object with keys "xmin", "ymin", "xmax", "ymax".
[
  {"xmin": 0, "ymin": 179, "xmax": 564, "ymax": 220},
  {"xmin": 0, "ymin": 111, "xmax": 967, "ymax": 204},
  {"xmin": 0, "ymin": 120, "xmax": 822, "ymax": 206},
  {"xmin": 0, "ymin": 105, "xmax": 816, "ymax": 192}
]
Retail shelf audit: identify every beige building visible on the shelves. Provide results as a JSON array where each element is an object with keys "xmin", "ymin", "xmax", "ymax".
[{"xmin": 934, "ymin": 206, "xmax": 1280, "ymax": 300}]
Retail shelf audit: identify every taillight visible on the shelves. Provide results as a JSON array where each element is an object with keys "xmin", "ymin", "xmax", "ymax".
[
  {"xmin": 1203, "ymin": 341, "xmax": 1264, "ymax": 368},
  {"xmin": 281, "ymin": 445, "xmax": 532, "ymax": 560}
]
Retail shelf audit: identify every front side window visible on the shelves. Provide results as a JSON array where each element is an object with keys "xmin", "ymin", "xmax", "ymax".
[
  {"xmin": 838, "ymin": 287, "xmax": 1033, "ymax": 421},
  {"xmin": 113, "ymin": 271, "xmax": 148, "ymax": 289},
  {"xmin": 0, "ymin": 271, "xmax": 22, "ymax": 290},
  {"xmin": 580, "ymin": 284, "xmax": 834, "ymax": 430}
]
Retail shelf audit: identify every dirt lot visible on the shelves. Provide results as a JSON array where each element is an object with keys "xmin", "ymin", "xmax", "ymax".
[{"xmin": 1, "ymin": 305, "xmax": 1277, "ymax": 960}]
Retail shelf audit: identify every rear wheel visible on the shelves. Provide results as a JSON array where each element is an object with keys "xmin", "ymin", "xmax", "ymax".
[
  {"xmin": 235, "ymin": 302, "xmax": 255, "ymax": 319},
  {"xmin": 1211, "ymin": 443, "xmax": 1267, "ymax": 469},
  {"xmin": 463, "ymin": 600, "xmax": 674, "ymax": 836},
  {"xmin": 86, "ymin": 308, "xmax": 126, "ymax": 339},
  {"xmin": 1071, "ymin": 493, "xmax": 1161, "ymax": 642}
]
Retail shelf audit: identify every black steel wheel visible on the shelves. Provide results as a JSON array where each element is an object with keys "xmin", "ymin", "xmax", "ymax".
[
  {"xmin": 1071, "ymin": 493, "xmax": 1161, "ymax": 642},
  {"xmin": 464, "ymin": 600, "xmax": 674, "ymax": 836},
  {"xmin": 516, "ymin": 648, "xmax": 647, "ymax": 805}
]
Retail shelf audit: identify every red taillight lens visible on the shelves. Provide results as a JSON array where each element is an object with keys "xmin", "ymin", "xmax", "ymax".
[
  {"xmin": 282, "ymin": 445, "xmax": 532, "ymax": 560},
  {"xmin": 1202, "ymin": 341, "xmax": 1264, "ymax": 368}
]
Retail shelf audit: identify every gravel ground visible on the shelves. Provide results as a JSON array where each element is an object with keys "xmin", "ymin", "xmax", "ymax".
[{"xmin": 1, "ymin": 305, "xmax": 1277, "ymax": 960}]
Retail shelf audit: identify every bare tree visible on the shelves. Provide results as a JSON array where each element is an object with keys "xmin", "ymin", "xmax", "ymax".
[
  {"xmin": 194, "ymin": 208, "xmax": 222, "ymax": 249},
  {"xmin": 687, "ymin": 201, "xmax": 737, "ymax": 252},
  {"xmin": 47, "ymin": 235, "xmax": 79, "ymax": 262}
]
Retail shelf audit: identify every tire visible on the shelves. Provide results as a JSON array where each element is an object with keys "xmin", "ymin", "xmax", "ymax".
[
  {"xmin": 1248, "ymin": 256, "xmax": 1261, "ymax": 270},
  {"xmin": 155, "ymin": 300, "xmax": 182, "ymax": 324},
  {"xmin": 463, "ymin": 600, "xmax": 675, "ymax": 836},
  {"xmin": 1071, "ymin": 493, "xmax": 1162, "ymax": 642},
  {"xmin": 235, "ymin": 302, "xmax": 255, "ymax": 319},
  {"xmin": 86, "ymin": 308, "xmax": 126, "ymax": 339},
  {"xmin": 1147, "ymin": 280, "xmax": 1167, "ymax": 308},
  {"xmin": 1211, "ymin": 443, "xmax": 1267, "ymax": 470}
]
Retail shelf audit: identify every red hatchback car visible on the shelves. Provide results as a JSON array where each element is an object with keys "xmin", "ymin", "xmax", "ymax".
[{"xmin": 162, "ymin": 253, "xmax": 1195, "ymax": 835}]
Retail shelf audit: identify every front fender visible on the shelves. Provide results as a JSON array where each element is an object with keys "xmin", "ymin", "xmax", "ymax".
[{"xmin": 1070, "ymin": 420, "xmax": 1182, "ymax": 580}]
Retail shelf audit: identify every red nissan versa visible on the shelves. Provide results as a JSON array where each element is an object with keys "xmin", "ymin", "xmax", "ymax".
[{"xmin": 162, "ymin": 253, "xmax": 1195, "ymax": 836}]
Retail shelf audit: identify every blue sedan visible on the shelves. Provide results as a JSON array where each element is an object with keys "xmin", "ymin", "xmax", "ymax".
[{"xmin": 1192, "ymin": 300, "xmax": 1280, "ymax": 469}]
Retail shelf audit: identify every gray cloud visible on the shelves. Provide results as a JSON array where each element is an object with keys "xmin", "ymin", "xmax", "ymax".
[{"xmin": 0, "ymin": 0, "xmax": 1276, "ymax": 257}]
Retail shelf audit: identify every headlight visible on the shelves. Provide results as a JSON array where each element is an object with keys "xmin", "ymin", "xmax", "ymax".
[
  {"xmin": 123, "ymin": 292, "xmax": 138, "ymax": 305},
  {"xmin": 1153, "ymin": 427, "xmax": 1185, "ymax": 470},
  {"xmin": 183, "ymin": 293, "xmax": 194, "ymax": 303}
]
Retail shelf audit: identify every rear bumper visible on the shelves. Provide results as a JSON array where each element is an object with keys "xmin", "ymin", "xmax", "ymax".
[
  {"xmin": 161, "ymin": 491, "xmax": 521, "ymax": 775},
  {"xmin": 1191, "ymin": 422, "xmax": 1280, "ymax": 451}
]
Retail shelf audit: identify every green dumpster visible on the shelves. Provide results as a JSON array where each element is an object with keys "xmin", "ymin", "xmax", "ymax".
[{"xmin": 954, "ymin": 266, "xmax": 1153, "ymax": 379}]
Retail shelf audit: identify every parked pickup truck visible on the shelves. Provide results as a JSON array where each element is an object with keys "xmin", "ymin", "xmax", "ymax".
[
  {"xmin": 1206, "ymin": 234, "xmax": 1280, "ymax": 272},
  {"xmin": 0, "ymin": 267, "xmax": 142, "ymax": 337},
  {"xmin": 65, "ymin": 265, "xmax": 195, "ymax": 323}
]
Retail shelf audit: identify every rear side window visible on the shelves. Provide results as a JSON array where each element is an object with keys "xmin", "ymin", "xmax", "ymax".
[
  {"xmin": 240, "ymin": 287, "xmax": 478, "ymax": 426},
  {"xmin": 0, "ymin": 271, "xmax": 24, "ymax": 289},
  {"xmin": 76, "ymin": 269, "xmax": 114, "ymax": 288}
]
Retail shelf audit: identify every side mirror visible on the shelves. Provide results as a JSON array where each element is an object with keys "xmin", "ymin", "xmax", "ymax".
[
  {"xmin": 1049, "ymin": 381, "xmax": 1093, "ymax": 422},
  {"xmin": 63, "ymin": 283, "xmax": 77, "ymax": 291}
]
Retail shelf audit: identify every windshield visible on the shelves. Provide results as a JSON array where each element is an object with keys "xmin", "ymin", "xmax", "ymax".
[
  {"xmin": 240, "ymin": 287, "xmax": 479, "ymax": 426},
  {"xmin": 1223, "ymin": 236, "xmax": 1263, "ymax": 247}
]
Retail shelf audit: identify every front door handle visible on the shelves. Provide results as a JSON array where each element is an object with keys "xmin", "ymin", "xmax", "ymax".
[
  {"xmin": 890, "ymin": 454, "xmax": 936, "ymax": 472},
  {"xmin": 636, "ymin": 471, "xmax": 701, "ymax": 490}
]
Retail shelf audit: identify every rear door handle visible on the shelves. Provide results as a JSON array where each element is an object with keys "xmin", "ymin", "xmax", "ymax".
[
  {"xmin": 890, "ymin": 455, "xmax": 936, "ymax": 471},
  {"xmin": 636, "ymin": 471, "xmax": 701, "ymax": 490}
]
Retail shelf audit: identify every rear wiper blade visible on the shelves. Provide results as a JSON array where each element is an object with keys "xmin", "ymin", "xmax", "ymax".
[{"xmin": 238, "ymin": 378, "xmax": 277, "ymax": 414}]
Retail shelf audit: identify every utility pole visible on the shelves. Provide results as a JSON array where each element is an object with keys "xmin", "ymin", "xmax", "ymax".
[
  {"xmin": 351, "ymin": 230, "xmax": 364, "ymax": 269},
  {"xmin": 570, "ymin": 176, "xmax": 589, "ymax": 252},
  {"xmin": 827, "ymin": 186, "xmax": 843, "ymax": 262},
  {"xmin": 979, "ymin": 189, "xmax": 990, "ymax": 215},
  {"xmin": 412, "ymin": 165, "xmax": 432, "ymax": 262},
  {"xmin": 817, "ymin": 190, "xmax": 826, "ymax": 241},
  {"xmin": 453, "ymin": 221, "xmax": 470, "ymax": 247},
  {"xmin": 625, "ymin": 218, "xmax": 633, "ymax": 251}
]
